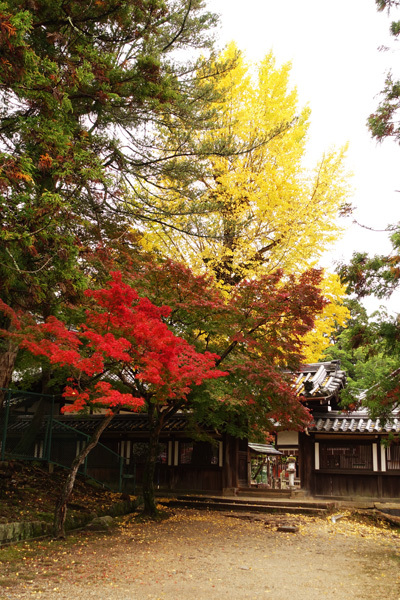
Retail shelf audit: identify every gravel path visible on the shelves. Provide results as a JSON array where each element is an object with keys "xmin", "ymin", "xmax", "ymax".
[{"xmin": 1, "ymin": 509, "xmax": 400, "ymax": 599}]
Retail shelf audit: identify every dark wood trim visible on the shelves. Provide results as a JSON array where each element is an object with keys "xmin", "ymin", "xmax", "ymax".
[
  {"xmin": 313, "ymin": 469, "xmax": 375, "ymax": 476},
  {"xmin": 314, "ymin": 434, "xmax": 378, "ymax": 441}
]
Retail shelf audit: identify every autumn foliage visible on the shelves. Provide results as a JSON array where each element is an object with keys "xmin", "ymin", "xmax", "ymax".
[
  {"xmin": 129, "ymin": 259, "xmax": 328, "ymax": 435},
  {"xmin": 2, "ymin": 259, "xmax": 328, "ymax": 433},
  {"xmin": 141, "ymin": 43, "xmax": 350, "ymax": 361},
  {"xmin": 18, "ymin": 272, "xmax": 225, "ymax": 415}
]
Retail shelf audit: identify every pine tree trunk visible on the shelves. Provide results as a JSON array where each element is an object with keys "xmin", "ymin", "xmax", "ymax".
[
  {"xmin": 0, "ymin": 341, "xmax": 18, "ymax": 410},
  {"xmin": 53, "ymin": 412, "xmax": 114, "ymax": 538}
]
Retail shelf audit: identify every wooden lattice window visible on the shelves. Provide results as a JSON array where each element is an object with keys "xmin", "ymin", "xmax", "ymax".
[
  {"xmin": 319, "ymin": 443, "xmax": 372, "ymax": 470},
  {"xmin": 387, "ymin": 444, "xmax": 400, "ymax": 470},
  {"xmin": 179, "ymin": 441, "xmax": 219, "ymax": 466}
]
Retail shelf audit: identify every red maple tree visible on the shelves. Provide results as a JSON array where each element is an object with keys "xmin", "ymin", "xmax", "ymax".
[
  {"xmin": 131, "ymin": 260, "xmax": 327, "ymax": 435},
  {"xmin": 21, "ymin": 272, "xmax": 223, "ymax": 411},
  {"xmin": 12, "ymin": 272, "xmax": 225, "ymax": 534}
]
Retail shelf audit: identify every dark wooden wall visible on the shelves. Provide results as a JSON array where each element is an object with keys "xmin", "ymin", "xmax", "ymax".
[
  {"xmin": 299, "ymin": 433, "xmax": 400, "ymax": 499},
  {"xmin": 310, "ymin": 471, "xmax": 400, "ymax": 499},
  {"xmin": 168, "ymin": 466, "xmax": 222, "ymax": 491}
]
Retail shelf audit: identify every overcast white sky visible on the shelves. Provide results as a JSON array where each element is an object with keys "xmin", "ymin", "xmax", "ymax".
[{"xmin": 206, "ymin": 0, "xmax": 400, "ymax": 314}]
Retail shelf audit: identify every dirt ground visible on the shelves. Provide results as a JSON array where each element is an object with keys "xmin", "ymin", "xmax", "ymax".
[{"xmin": 1, "ymin": 508, "xmax": 400, "ymax": 600}]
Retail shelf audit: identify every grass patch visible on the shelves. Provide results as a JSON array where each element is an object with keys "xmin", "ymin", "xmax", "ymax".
[
  {"xmin": 36, "ymin": 512, "xmax": 53, "ymax": 523},
  {"xmin": 1, "ymin": 537, "xmax": 65, "ymax": 565},
  {"xmin": 0, "ymin": 545, "xmax": 26, "ymax": 564}
]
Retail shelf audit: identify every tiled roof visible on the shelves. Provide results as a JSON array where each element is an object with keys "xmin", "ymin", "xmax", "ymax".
[
  {"xmin": 291, "ymin": 361, "xmax": 346, "ymax": 400},
  {"xmin": 248, "ymin": 443, "xmax": 282, "ymax": 455},
  {"xmin": 6, "ymin": 414, "xmax": 200, "ymax": 435},
  {"xmin": 310, "ymin": 410, "xmax": 400, "ymax": 434}
]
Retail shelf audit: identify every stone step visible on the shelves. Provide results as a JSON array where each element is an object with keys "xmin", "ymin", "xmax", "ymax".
[
  {"xmin": 160, "ymin": 498, "xmax": 331, "ymax": 516},
  {"xmin": 172, "ymin": 494, "xmax": 334, "ymax": 510},
  {"xmin": 237, "ymin": 488, "xmax": 292, "ymax": 498}
]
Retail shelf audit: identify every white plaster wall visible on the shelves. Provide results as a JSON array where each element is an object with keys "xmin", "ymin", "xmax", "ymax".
[{"xmin": 276, "ymin": 431, "xmax": 299, "ymax": 446}]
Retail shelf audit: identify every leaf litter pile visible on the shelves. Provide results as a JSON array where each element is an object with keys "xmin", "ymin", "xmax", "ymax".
[
  {"xmin": 0, "ymin": 461, "xmax": 125, "ymax": 524},
  {"xmin": 1, "ymin": 506, "xmax": 399, "ymax": 600}
]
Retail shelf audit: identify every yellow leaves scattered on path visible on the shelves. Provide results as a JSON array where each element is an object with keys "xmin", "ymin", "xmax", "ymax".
[{"xmin": 1, "ymin": 508, "xmax": 399, "ymax": 599}]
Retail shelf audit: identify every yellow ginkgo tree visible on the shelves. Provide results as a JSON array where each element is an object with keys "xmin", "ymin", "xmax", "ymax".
[{"xmin": 135, "ymin": 43, "xmax": 352, "ymax": 360}]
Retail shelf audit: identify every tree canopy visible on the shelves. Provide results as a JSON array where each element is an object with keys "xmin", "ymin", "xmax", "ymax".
[
  {"xmin": 130, "ymin": 259, "xmax": 327, "ymax": 437},
  {"xmin": 142, "ymin": 44, "xmax": 351, "ymax": 280},
  {"xmin": 369, "ymin": 1, "xmax": 400, "ymax": 142},
  {"xmin": 345, "ymin": 0, "xmax": 400, "ymax": 303},
  {"xmin": 4, "ymin": 258, "xmax": 327, "ymax": 518},
  {"xmin": 138, "ymin": 43, "xmax": 351, "ymax": 360},
  {"xmin": 323, "ymin": 299, "xmax": 399, "ymax": 417},
  {"xmin": 334, "ymin": 0, "xmax": 400, "ymax": 417},
  {"xmin": 0, "ymin": 0, "xmax": 233, "ymax": 393}
]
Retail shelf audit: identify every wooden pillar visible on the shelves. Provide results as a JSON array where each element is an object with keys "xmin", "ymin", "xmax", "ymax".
[
  {"xmin": 232, "ymin": 437, "xmax": 239, "ymax": 488},
  {"xmin": 299, "ymin": 432, "xmax": 314, "ymax": 494},
  {"xmin": 222, "ymin": 434, "xmax": 232, "ymax": 489},
  {"xmin": 222, "ymin": 435, "xmax": 239, "ymax": 491}
]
